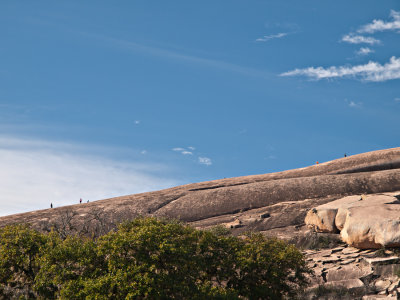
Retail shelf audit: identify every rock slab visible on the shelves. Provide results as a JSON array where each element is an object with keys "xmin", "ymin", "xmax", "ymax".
[{"xmin": 305, "ymin": 194, "xmax": 400, "ymax": 249}]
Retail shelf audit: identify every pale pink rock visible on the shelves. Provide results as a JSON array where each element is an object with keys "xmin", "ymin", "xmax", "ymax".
[{"xmin": 306, "ymin": 194, "xmax": 400, "ymax": 249}]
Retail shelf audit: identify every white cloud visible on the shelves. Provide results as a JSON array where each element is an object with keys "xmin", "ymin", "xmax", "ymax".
[
  {"xmin": 347, "ymin": 100, "xmax": 363, "ymax": 108},
  {"xmin": 358, "ymin": 10, "xmax": 400, "ymax": 34},
  {"xmin": 280, "ymin": 56, "xmax": 400, "ymax": 82},
  {"xmin": 356, "ymin": 47, "xmax": 374, "ymax": 56},
  {"xmin": 0, "ymin": 136, "xmax": 177, "ymax": 216},
  {"xmin": 256, "ymin": 32, "xmax": 288, "ymax": 42},
  {"xmin": 134, "ymin": 120, "xmax": 140, "ymax": 125},
  {"xmin": 181, "ymin": 151, "xmax": 193, "ymax": 155},
  {"xmin": 172, "ymin": 147, "xmax": 212, "ymax": 165},
  {"xmin": 198, "ymin": 157, "xmax": 212, "ymax": 166},
  {"xmin": 341, "ymin": 34, "xmax": 380, "ymax": 45},
  {"xmin": 141, "ymin": 150, "xmax": 147, "ymax": 155},
  {"xmin": 395, "ymin": 97, "xmax": 400, "ymax": 102},
  {"xmin": 172, "ymin": 147, "xmax": 194, "ymax": 156}
]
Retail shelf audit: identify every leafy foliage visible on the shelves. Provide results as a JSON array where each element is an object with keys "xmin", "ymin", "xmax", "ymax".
[
  {"xmin": 0, "ymin": 218, "xmax": 310, "ymax": 299},
  {"xmin": 0, "ymin": 224, "xmax": 47, "ymax": 298}
]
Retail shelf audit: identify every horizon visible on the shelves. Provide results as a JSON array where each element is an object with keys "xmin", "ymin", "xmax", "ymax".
[{"xmin": 1, "ymin": 1, "xmax": 399, "ymax": 216}]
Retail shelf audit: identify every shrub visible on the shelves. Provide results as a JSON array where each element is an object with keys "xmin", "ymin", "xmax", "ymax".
[
  {"xmin": 0, "ymin": 218, "xmax": 311, "ymax": 299},
  {"xmin": 0, "ymin": 224, "xmax": 47, "ymax": 298}
]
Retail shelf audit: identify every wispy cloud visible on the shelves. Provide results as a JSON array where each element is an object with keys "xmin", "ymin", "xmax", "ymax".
[
  {"xmin": 358, "ymin": 10, "xmax": 400, "ymax": 34},
  {"xmin": 198, "ymin": 157, "xmax": 212, "ymax": 166},
  {"xmin": 264, "ymin": 22, "xmax": 300, "ymax": 31},
  {"xmin": 172, "ymin": 147, "xmax": 192, "ymax": 155},
  {"xmin": 346, "ymin": 99, "xmax": 363, "ymax": 108},
  {"xmin": 83, "ymin": 33, "xmax": 270, "ymax": 78},
  {"xmin": 356, "ymin": 47, "xmax": 374, "ymax": 56},
  {"xmin": 172, "ymin": 147, "xmax": 212, "ymax": 166},
  {"xmin": 256, "ymin": 32, "xmax": 288, "ymax": 42},
  {"xmin": 395, "ymin": 97, "xmax": 400, "ymax": 102},
  {"xmin": 349, "ymin": 101, "xmax": 361, "ymax": 108},
  {"xmin": 341, "ymin": 34, "xmax": 380, "ymax": 45},
  {"xmin": 0, "ymin": 136, "xmax": 177, "ymax": 216},
  {"xmin": 280, "ymin": 56, "xmax": 400, "ymax": 82},
  {"xmin": 181, "ymin": 151, "xmax": 193, "ymax": 155}
]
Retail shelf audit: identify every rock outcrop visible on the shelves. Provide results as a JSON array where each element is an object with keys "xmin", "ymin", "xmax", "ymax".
[
  {"xmin": 305, "ymin": 193, "xmax": 400, "ymax": 249},
  {"xmin": 0, "ymin": 147, "xmax": 399, "ymax": 243},
  {"xmin": 0, "ymin": 147, "xmax": 400, "ymax": 299},
  {"xmin": 304, "ymin": 246, "xmax": 400, "ymax": 298}
]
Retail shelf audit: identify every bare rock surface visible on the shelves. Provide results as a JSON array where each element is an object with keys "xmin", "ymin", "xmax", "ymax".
[
  {"xmin": 305, "ymin": 245, "xmax": 400, "ymax": 299},
  {"xmin": 325, "ymin": 278, "xmax": 365, "ymax": 291},
  {"xmin": 362, "ymin": 295, "xmax": 397, "ymax": 299},
  {"xmin": 0, "ymin": 147, "xmax": 399, "ymax": 244},
  {"xmin": 305, "ymin": 194, "xmax": 400, "ymax": 249},
  {"xmin": 1, "ymin": 148, "xmax": 400, "ymax": 298},
  {"xmin": 325, "ymin": 265, "xmax": 373, "ymax": 282}
]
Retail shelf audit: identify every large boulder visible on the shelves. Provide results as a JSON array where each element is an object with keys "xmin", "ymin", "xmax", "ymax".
[
  {"xmin": 305, "ymin": 193, "xmax": 400, "ymax": 249},
  {"xmin": 304, "ymin": 195, "xmax": 361, "ymax": 233}
]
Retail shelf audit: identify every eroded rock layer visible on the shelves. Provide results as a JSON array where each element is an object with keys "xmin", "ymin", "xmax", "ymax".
[{"xmin": 0, "ymin": 147, "xmax": 399, "ymax": 242}]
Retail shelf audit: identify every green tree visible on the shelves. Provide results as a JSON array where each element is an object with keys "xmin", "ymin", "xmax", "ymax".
[
  {"xmin": 0, "ymin": 217, "xmax": 310, "ymax": 299},
  {"xmin": 34, "ymin": 232, "xmax": 105, "ymax": 299},
  {"xmin": 233, "ymin": 233, "xmax": 310, "ymax": 299},
  {"xmin": 92, "ymin": 218, "xmax": 236, "ymax": 299},
  {"xmin": 0, "ymin": 224, "xmax": 47, "ymax": 298}
]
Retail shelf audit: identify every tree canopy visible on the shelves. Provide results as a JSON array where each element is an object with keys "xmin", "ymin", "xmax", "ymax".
[{"xmin": 0, "ymin": 218, "xmax": 310, "ymax": 299}]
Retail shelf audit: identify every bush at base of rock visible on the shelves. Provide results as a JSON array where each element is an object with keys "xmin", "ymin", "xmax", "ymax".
[{"xmin": 0, "ymin": 218, "xmax": 311, "ymax": 299}]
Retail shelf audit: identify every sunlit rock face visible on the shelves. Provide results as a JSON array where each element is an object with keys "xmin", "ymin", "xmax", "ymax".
[
  {"xmin": 0, "ymin": 147, "xmax": 399, "ymax": 245},
  {"xmin": 306, "ymin": 193, "xmax": 400, "ymax": 249}
]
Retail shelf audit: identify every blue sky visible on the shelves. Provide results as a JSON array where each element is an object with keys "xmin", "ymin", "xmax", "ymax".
[{"xmin": 0, "ymin": 1, "xmax": 399, "ymax": 215}]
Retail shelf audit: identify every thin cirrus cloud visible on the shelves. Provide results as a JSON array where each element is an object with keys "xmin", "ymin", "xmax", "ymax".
[
  {"xmin": 281, "ymin": 56, "xmax": 400, "ymax": 82},
  {"xmin": 181, "ymin": 151, "xmax": 193, "ymax": 155},
  {"xmin": 82, "ymin": 32, "xmax": 270, "ymax": 78},
  {"xmin": 356, "ymin": 47, "xmax": 374, "ymax": 56},
  {"xmin": 0, "ymin": 136, "xmax": 178, "ymax": 216},
  {"xmin": 349, "ymin": 101, "xmax": 361, "ymax": 108},
  {"xmin": 172, "ymin": 147, "xmax": 212, "ymax": 166},
  {"xmin": 341, "ymin": 34, "xmax": 380, "ymax": 45},
  {"xmin": 198, "ymin": 157, "xmax": 212, "ymax": 166},
  {"xmin": 358, "ymin": 10, "xmax": 400, "ymax": 34},
  {"xmin": 346, "ymin": 99, "xmax": 363, "ymax": 108},
  {"xmin": 172, "ymin": 147, "xmax": 193, "ymax": 155},
  {"xmin": 256, "ymin": 32, "xmax": 288, "ymax": 42}
]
